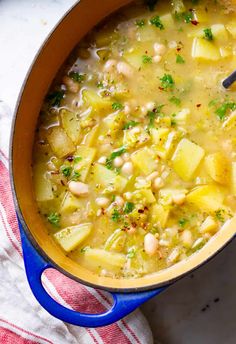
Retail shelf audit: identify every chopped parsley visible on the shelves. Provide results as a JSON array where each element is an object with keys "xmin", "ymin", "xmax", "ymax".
[
  {"xmin": 160, "ymin": 73, "xmax": 175, "ymax": 90},
  {"xmin": 74, "ymin": 156, "xmax": 82, "ymax": 163},
  {"xmin": 215, "ymin": 209, "xmax": 225, "ymax": 222},
  {"xmin": 136, "ymin": 19, "xmax": 145, "ymax": 27},
  {"xmin": 208, "ymin": 99, "xmax": 218, "ymax": 107},
  {"xmin": 48, "ymin": 212, "xmax": 60, "ymax": 227},
  {"xmin": 106, "ymin": 147, "xmax": 126, "ymax": 169},
  {"xmin": 68, "ymin": 71, "xmax": 85, "ymax": 83},
  {"xmin": 150, "ymin": 16, "xmax": 164, "ymax": 30},
  {"xmin": 71, "ymin": 171, "xmax": 81, "ymax": 181},
  {"xmin": 111, "ymin": 208, "xmax": 121, "ymax": 222},
  {"xmin": 112, "ymin": 102, "xmax": 124, "ymax": 110},
  {"xmin": 80, "ymin": 246, "xmax": 89, "ymax": 253},
  {"xmin": 123, "ymin": 202, "xmax": 135, "ymax": 214},
  {"xmin": 123, "ymin": 121, "xmax": 139, "ymax": 130},
  {"xmin": 47, "ymin": 90, "xmax": 64, "ymax": 107},
  {"xmin": 176, "ymin": 54, "xmax": 185, "ymax": 64},
  {"xmin": 127, "ymin": 247, "xmax": 136, "ymax": 259},
  {"xmin": 215, "ymin": 101, "xmax": 236, "ymax": 120},
  {"xmin": 147, "ymin": 105, "xmax": 164, "ymax": 128},
  {"xmin": 203, "ymin": 28, "xmax": 213, "ymax": 41},
  {"xmin": 178, "ymin": 218, "xmax": 188, "ymax": 227},
  {"xmin": 142, "ymin": 55, "xmax": 152, "ymax": 64},
  {"xmin": 169, "ymin": 96, "xmax": 181, "ymax": 106},
  {"xmin": 61, "ymin": 166, "xmax": 72, "ymax": 177},
  {"xmin": 97, "ymin": 81, "xmax": 104, "ymax": 88},
  {"xmin": 175, "ymin": 11, "xmax": 194, "ymax": 23}
]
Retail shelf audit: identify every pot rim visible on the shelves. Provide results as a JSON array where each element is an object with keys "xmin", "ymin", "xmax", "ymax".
[{"xmin": 9, "ymin": 0, "xmax": 236, "ymax": 293}]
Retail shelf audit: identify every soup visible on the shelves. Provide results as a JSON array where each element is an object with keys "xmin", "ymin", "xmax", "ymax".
[{"xmin": 33, "ymin": 0, "xmax": 236, "ymax": 279}]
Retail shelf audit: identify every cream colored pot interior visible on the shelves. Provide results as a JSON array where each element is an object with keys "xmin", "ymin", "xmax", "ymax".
[{"xmin": 11, "ymin": 0, "xmax": 236, "ymax": 291}]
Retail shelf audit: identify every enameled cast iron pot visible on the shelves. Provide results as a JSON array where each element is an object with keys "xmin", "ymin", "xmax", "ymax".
[{"xmin": 10, "ymin": 0, "xmax": 236, "ymax": 328}]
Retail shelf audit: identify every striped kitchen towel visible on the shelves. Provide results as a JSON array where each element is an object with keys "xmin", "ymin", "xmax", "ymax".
[{"xmin": 0, "ymin": 101, "xmax": 153, "ymax": 344}]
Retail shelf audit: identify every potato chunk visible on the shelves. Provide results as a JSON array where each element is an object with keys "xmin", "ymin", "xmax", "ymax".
[
  {"xmin": 82, "ymin": 89, "xmax": 112, "ymax": 115},
  {"xmin": 54, "ymin": 223, "xmax": 92, "ymax": 252},
  {"xmin": 186, "ymin": 185, "xmax": 224, "ymax": 211},
  {"xmin": 172, "ymin": 138, "xmax": 205, "ymax": 181},
  {"xmin": 60, "ymin": 109, "xmax": 81, "ymax": 144},
  {"xmin": 60, "ymin": 192, "xmax": 83, "ymax": 213},
  {"xmin": 205, "ymin": 152, "xmax": 230, "ymax": 185},
  {"xmin": 74, "ymin": 146, "xmax": 96, "ymax": 182},
  {"xmin": 91, "ymin": 163, "xmax": 127, "ymax": 192},
  {"xmin": 47, "ymin": 127, "xmax": 75, "ymax": 158},
  {"xmin": 33, "ymin": 163, "xmax": 54, "ymax": 202},
  {"xmin": 199, "ymin": 216, "xmax": 218, "ymax": 233},
  {"xmin": 192, "ymin": 38, "xmax": 220, "ymax": 61},
  {"xmin": 82, "ymin": 248, "xmax": 126, "ymax": 272},
  {"xmin": 131, "ymin": 147, "xmax": 157, "ymax": 175}
]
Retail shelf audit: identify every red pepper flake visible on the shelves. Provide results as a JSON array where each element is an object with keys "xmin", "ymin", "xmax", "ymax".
[
  {"xmin": 196, "ymin": 103, "xmax": 201, "ymax": 108},
  {"xmin": 159, "ymin": 86, "xmax": 164, "ymax": 91},
  {"xmin": 191, "ymin": 20, "xmax": 199, "ymax": 26},
  {"xmin": 177, "ymin": 47, "xmax": 181, "ymax": 52},
  {"xmin": 67, "ymin": 155, "xmax": 74, "ymax": 162},
  {"xmin": 138, "ymin": 209, "xmax": 144, "ymax": 213}
]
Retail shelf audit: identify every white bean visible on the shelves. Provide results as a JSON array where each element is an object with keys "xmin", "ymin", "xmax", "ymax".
[
  {"xmin": 153, "ymin": 55, "xmax": 162, "ymax": 63},
  {"xmin": 121, "ymin": 162, "xmax": 133, "ymax": 176},
  {"xmin": 173, "ymin": 193, "xmax": 186, "ymax": 205},
  {"xmin": 69, "ymin": 181, "xmax": 89, "ymax": 197},
  {"xmin": 103, "ymin": 59, "xmax": 117, "ymax": 72},
  {"xmin": 97, "ymin": 156, "xmax": 107, "ymax": 165},
  {"xmin": 146, "ymin": 101, "xmax": 155, "ymax": 111},
  {"xmin": 113, "ymin": 156, "xmax": 124, "ymax": 168},
  {"xmin": 153, "ymin": 177, "xmax": 164, "ymax": 190},
  {"xmin": 96, "ymin": 197, "xmax": 109, "ymax": 207},
  {"xmin": 117, "ymin": 61, "xmax": 133, "ymax": 78},
  {"xmin": 122, "ymin": 152, "xmax": 130, "ymax": 161},
  {"xmin": 144, "ymin": 233, "xmax": 159, "ymax": 256},
  {"xmin": 153, "ymin": 43, "xmax": 166, "ymax": 55}
]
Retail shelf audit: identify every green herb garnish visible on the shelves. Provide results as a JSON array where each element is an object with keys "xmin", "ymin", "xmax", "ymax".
[
  {"xmin": 69, "ymin": 71, "xmax": 85, "ymax": 83},
  {"xmin": 147, "ymin": 105, "xmax": 164, "ymax": 128},
  {"xmin": 160, "ymin": 74, "xmax": 175, "ymax": 90},
  {"xmin": 169, "ymin": 96, "xmax": 181, "ymax": 106},
  {"xmin": 215, "ymin": 209, "xmax": 225, "ymax": 222},
  {"xmin": 176, "ymin": 54, "xmax": 185, "ymax": 64},
  {"xmin": 48, "ymin": 212, "xmax": 60, "ymax": 227},
  {"xmin": 203, "ymin": 28, "xmax": 213, "ymax": 41},
  {"xmin": 97, "ymin": 81, "xmax": 104, "ymax": 88},
  {"xmin": 47, "ymin": 91, "xmax": 64, "ymax": 107},
  {"xmin": 215, "ymin": 101, "xmax": 236, "ymax": 120},
  {"xmin": 71, "ymin": 171, "xmax": 81, "ymax": 181},
  {"xmin": 61, "ymin": 166, "xmax": 72, "ymax": 177},
  {"xmin": 136, "ymin": 19, "xmax": 145, "ymax": 27},
  {"xmin": 112, "ymin": 102, "xmax": 124, "ymax": 110},
  {"xmin": 142, "ymin": 55, "xmax": 152, "ymax": 64},
  {"xmin": 150, "ymin": 15, "xmax": 164, "ymax": 30},
  {"xmin": 175, "ymin": 11, "xmax": 194, "ymax": 23},
  {"xmin": 111, "ymin": 208, "xmax": 121, "ymax": 222},
  {"xmin": 123, "ymin": 202, "xmax": 135, "ymax": 214},
  {"xmin": 74, "ymin": 156, "xmax": 82, "ymax": 164},
  {"xmin": 106, "ymin": 147, "xmax": 126, "ymax": 169},
  {"xmin": 178, "ymin": 218, "xmax": 188, "ymax": 227},
  {"xmin": 127, "ymin": 247, "xmax": 136, "ymax": 259},
  {"xmin": 123, "ymin": 121, "xmax": 139, "ymax": 130}
]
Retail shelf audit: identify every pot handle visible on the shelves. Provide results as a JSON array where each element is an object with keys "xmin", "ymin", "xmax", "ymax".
[{"xmin": 20, "ymin": 224, "xmax": 165, "ymax": 327}]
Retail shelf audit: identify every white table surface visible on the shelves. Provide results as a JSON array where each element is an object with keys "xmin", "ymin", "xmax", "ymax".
[{"xmin": 1, "ymin": 1, "xmax": 236, "ymax": 343}]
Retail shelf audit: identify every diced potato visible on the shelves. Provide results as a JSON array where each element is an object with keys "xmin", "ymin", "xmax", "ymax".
[
  {"xmin": 103, "ymin": 112, "xmax": 125, "ymax": 132},
  {"xmin": 199, "ymin": 216, "xmax": 218, "ymax": 233},
  {"xmin": 150, "ymin": 203, "xmax": 169, "ymax": 228},
  {"xmin": 82, "ymin": 248, "xmax": 126, "ymax": 271},
  {"xmin": 205, "ymin": 152, "xmax": 230, "ymax": 185},
  {"xmin": 104, "ymin": 229, "xmax": 127, "ymax": 252},
  {"xmin": 46, "ymin": 127, "xmax": 75, "ymax": 158},
  {"xmin": 60, "ymin": 109, "xmax": 81, "ymax": 144},
  {"xmin": 231, "ymin": 162, "xmax": 236, "ymax": 195},
  {"xmin": 131, "ymin": 147, "xmax": 157, "ymax": 175},
  {"xmin": 186, "ymin": 185, "xmax": 224, "ymax": 211},
  {"xmin": 172, "ymin": 138, "xmax": 205, "ymax": 181},
  {"xmin": 175, "ymin": 108, "xmax": 190, "ymax": 126},
  {"xmin": 91, "ymin": 163, "xmax": 127, "ymax": 192},
  {"xmin": 54, "ymin": 223, "xmax": 92, "ymax": 252},
  {"xmin": 82, "ymin": 125, "xmax": 99, "ymax": 147},
  {"xmin": 74, "ymin": 146, "xmax": 96, "ymax": 182},
  {"xmin": 192, "ymin": 38, "xmax": 220, "ymax": 61},
  {"xmin": 123, "ymin": 126, "xmax": 150, "ymax": 148},
  {"xmin": 123, "ymin": 42, "xmax": 153, "ymax": 69},
  {"xmin": 226, "ymin": 21, "xmax": 236, "ymax": 38},
  {"xmin": 133, "ymin": 189, "xmax": 156, "ymax": 204},
  {"xmin": 211, "ymin": 24, "xmax": 228, "ymax": 44},
  {"xmin": 82, "ymin": 89, "xmax": 112, "ymax": 115},
  {"xmin": 160, "ymin": 13, "xmax": 174, "ymax": 28},
  {"xmin": 33, "ymin": 164, "xmax": 54, "ymax": 202},
  {"xmin": 222, "ymin": 110, "xmax": 236, "ymax": 130},
  {"xmin": 60, "ymin": 192, "xmax": 83, "ymax": 212},
  {"xmin": 150, "ymin": 128, "xmax": 170, "ymax": 145},
  {"xmin": 137, "ymin": 25, "xmax": 158, "ymax": 42}
]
